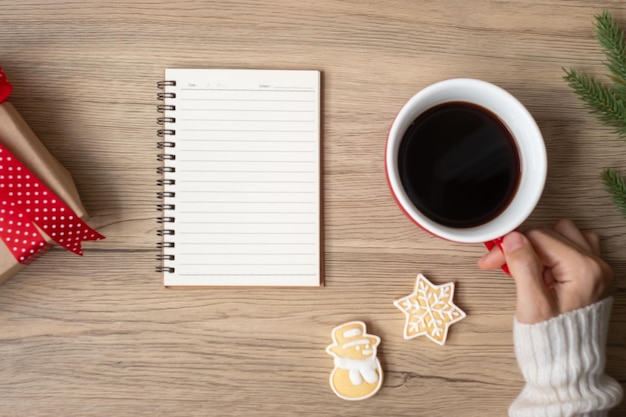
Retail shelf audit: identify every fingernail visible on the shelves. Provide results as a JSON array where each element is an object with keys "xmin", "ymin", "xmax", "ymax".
[{"xmin": 502, "ymin": 232, "xmax": 525, "ymax": 254}]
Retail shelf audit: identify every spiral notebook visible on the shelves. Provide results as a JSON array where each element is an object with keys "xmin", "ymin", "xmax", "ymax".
[{"xmin": 157, "ymin": 69, "xmax": 322, "ymax": 287}]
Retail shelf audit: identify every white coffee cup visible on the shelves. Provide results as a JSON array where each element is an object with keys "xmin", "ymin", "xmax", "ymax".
[{"xmin": 385, "ymin": 78, "xmax": 547, "ymax": 245}]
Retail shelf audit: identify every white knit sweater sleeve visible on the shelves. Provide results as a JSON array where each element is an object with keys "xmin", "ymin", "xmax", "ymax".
[{"xmin": 509, "ymin": 297, "xmax": 623, "ymax": 417}]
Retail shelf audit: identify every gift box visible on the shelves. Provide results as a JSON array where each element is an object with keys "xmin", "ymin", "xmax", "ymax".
[{"xmin": 0, "ymin": 67, "xmax": 104, "ymax": 284}]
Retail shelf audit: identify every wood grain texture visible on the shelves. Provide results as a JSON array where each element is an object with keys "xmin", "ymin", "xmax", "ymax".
[{"xmin": 0, "ymin": 0, "xmax": 625, "ymax": 415}]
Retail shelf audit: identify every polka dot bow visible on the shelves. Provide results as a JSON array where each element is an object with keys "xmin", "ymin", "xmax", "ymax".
[
  {"xmin": 0, "ymin": 67, "xmax": 13, "ymax": 104},
  {"xmin": 0, "ymin": 144, "xmax": 105, "ymax": 263}
]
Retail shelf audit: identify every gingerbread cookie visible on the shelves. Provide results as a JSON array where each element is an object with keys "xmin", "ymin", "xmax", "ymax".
[
  {"xmin": 326, "ymin": 321, "xmax": 383, "ymax": 400},
  {"xmin": 394, "ymin": 273, "xmax": 466, "ymax": 346}
]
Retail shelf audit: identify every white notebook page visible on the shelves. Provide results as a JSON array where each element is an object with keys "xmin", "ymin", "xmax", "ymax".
[{"xmin": 161, "ymin": 69, "xmax": 321, "ymax": 286}]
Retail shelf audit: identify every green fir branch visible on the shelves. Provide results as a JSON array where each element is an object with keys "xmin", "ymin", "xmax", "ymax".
[
  {"xmin": 595, "ymin": 11, "xmax": 626, "ymax": 87},
  {"xmin": 601, "ymin": 168, "xmax": 626, "ymax": 218},
  {"xmin": 563, "ymin": 67, "xmax": 626, "ymax": 138},
  {"xmin": 564, "ymin": 10, "xmax": 626, "ymax": 219}
]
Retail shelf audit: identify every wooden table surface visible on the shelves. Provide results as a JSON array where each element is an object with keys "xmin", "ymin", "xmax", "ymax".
[{"xmin": 1, "ymin": 1, "xmax": 625, "ymax": 416}]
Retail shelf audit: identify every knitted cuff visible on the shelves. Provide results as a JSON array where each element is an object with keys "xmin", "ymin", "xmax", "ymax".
[{"xmin": 509, "ymin": 297, "xmax": 623, "ymax": 417}]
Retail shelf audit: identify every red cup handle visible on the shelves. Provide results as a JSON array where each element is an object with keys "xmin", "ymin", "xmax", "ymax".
[{"xmin": 484, "ymin": 237, "xmax": 510, "ymax": 275}]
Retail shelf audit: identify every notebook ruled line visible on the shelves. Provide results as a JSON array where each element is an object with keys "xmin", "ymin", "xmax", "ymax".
[
  {"xmin": 182, "ymin": 253, "xmax": 316, "ymax": 256},
  {"xmin": 179, "ymin": 169, "xmax": 315, "ymax": 173},
  {"xmin": 178, "ymin": 119, "xmax": 315, "ymax": 122},
  {"xmin": 178, "ymin": 160, "xmax": 314, "ymax": 163},
  {"xmin": 181, "ymin": 263, "xmax": 317, "ymax": 266},
  {"xmin": 180, "ymin": 150, "xmax": 315, "ymax": 153},
  {"xmin": 181, "ymin": 88, "xmax": 315, "ymax": 92},
  {"xmin": 180, "ymin": 211, "xmax": 316, "ymax": 214},
  {"xmin": 178, "ymin": 232, "xmax": 316, "ymax": 235},
  {"xmin": 177, "ymin": 109, "xmax": 315, "ymax": 112},
  {"xmin": 179, "ymin": 221, "xmax": 316, "ymax": 224},
  {"xmin": 182, "ymin": 99, "xmax": 315, "ymax": 102},
  {"xmin": 180, "ymin": 272, "xmax": 317, "ymax": 277},
  {"xmin": 180, "ymin": 191, "xmax": 315, "ymax": 193},
  {"xmin": 180, "ymin": 180, "xmax": 316, "ymax": 184},
  {"xmin": 179, "ymin": 201, "xmax": 315, "ymax": 204},
  {"xmin": 177, "ymin": 129, "xmax": 315, "ymax": 133},
  {"xmin": 181, "ymin": 140, "xmax": 316, "ymax": 143},
  {"xmin": 177, "ymin": 242, "xmax": 317, "ymax": 244}
]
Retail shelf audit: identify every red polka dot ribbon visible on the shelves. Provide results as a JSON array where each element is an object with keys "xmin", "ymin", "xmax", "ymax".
[
  {"xmin": 0, "ymin": 67, "xmax": 12, "ymax": 104},
  {"xmin": 0, "ymin": 144, "xmax": 105, "ymax": 263}
]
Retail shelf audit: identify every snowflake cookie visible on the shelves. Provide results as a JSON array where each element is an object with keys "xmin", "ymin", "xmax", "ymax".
[
  {"xmin": 393, "ymin": 273, "xmax": 466, "ymax": 346},
  {"xmin": 326, "ymin": 321, "xmax": 383, "ymax": 401}
]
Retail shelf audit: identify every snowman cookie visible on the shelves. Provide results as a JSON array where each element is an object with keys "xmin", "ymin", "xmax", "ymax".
[{"xmin": 325, "ymin": 321, "xmax": 383, "ymax": 401}]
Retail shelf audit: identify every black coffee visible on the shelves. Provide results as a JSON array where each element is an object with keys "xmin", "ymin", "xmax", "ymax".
[{"xmin": 398, "ymin": 101, "xmax": 520, "ymax": 228}]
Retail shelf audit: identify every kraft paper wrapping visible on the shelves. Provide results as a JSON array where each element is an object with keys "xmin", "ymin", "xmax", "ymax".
[{"xmin": 0, "ymin": 102, "xmax": 89, "ymax": 284}]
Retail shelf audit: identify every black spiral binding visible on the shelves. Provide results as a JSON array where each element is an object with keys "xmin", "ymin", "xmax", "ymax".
[{"xmin": 156, "ymin": 80, "xmax": 177, "ymax": 274}]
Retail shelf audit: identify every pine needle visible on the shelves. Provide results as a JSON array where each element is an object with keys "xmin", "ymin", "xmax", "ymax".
[{"xmin": 601, "ymin": 168, "xmax": 626, "ymax": 218}]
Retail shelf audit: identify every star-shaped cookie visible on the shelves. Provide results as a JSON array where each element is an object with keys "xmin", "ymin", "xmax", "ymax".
[{"xmin": 393, "ymin": 273, "xmax": 466, "ymax": 346}]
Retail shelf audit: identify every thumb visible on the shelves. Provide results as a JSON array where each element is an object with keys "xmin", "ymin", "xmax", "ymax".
[{"xmin": 502, "ymin": 231, "xmax": 556, "ymax": 323}]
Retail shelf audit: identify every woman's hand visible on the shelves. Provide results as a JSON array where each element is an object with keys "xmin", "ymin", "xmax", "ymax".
[{"xmin": 478, "ymin": 219, "xmax": 612, "ymax": 324}]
